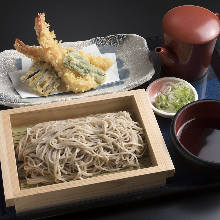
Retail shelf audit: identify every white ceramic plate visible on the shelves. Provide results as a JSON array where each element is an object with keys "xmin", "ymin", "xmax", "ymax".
[
  {"xmin": 0, "ymin": 34, "xmax": 155, "ymax": 107},
  {"xmin": 146, "ymin": 77, "xmax": 198, "ymax": 118}
]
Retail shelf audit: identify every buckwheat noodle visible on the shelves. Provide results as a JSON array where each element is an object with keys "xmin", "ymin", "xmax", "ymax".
[{"xmin": 16, "ymin": 111, "xmax": 147, "ymax": 185}]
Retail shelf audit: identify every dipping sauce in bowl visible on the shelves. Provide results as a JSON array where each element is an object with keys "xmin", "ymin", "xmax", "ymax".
[
  {"xmin": 171, "ymin": 99, "xmax": 220, "ymax": 168},
  {"xmin": 177, "ymin": 117, "xmax": 220, "ymax": 163}
]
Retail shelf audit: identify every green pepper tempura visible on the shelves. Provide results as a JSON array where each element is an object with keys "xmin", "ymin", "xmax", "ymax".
[{"xmin": 154, "ymin": 82, "xmax": 195, "ymax": 113}]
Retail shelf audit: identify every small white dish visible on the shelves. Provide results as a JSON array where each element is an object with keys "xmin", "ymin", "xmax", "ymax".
[{"xmin": 146, "ymin": 77, "xmax": 198, "ymax": 118}]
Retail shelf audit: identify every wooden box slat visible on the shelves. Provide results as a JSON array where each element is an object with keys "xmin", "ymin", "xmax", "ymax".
[
  {"xmin": 0, "ymin": 113, "xmax": 20, "ymax": 206},
  {"xmin": 0, "ymin": 89, "xmax": 175, "ymax": 213}
]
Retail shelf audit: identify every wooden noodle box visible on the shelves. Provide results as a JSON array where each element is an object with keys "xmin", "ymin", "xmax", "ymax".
[{"xmin": 0, "ymin": 89, "xmax": 174, "ymax": 213}]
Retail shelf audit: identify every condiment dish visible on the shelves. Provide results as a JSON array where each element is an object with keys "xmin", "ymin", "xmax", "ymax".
[{"xmin": 146, "ymin": 77, "xmax": 198, "ymax": 118}]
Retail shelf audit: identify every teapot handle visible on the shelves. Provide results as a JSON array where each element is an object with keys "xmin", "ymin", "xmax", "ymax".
[{"xmin": 215, "ymin": 13, "xmax": 220, "ymax": 36}]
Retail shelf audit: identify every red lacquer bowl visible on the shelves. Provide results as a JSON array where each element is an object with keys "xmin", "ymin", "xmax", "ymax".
[{"xmin": 171, "ymin": 99, "xmax": 220, "ymax": 169}]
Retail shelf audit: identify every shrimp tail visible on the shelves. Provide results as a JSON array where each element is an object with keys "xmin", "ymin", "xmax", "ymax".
[
  {"xmin": 34, "ymin": 13, "xmax": 44, "ymax": 39},
  {"xmin": 34, "ymin": 13, "xmax": 60, "ymax": 49},
  {"xmin": 14, "ymin": 38, "xmax": 45, "ymax": 61},
  {"xmin": 34, "ymin": 13, "xmax": 66, "ymax": 67}
]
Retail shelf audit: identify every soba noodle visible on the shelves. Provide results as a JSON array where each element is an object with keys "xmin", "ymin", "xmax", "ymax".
[{"xmin": 16, "ymin": 111, "xmax": 147, "ymax": 185}]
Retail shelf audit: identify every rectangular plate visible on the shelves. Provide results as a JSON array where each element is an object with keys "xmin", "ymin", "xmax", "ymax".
[
  {"xmin": 1, "ymin": 36, "xmax": 220, "ymax": 219},
  {"xmin": 0, "ymin": 34, "xmax": 155, "ymax": 107}
]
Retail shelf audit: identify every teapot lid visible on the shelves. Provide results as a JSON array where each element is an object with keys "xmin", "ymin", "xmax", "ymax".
[{"xmin": 162, "ymin": 5, "xmax": 220, "ymax": 44}]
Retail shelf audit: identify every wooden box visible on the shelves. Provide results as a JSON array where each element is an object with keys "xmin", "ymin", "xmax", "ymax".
[{"xmin": 0, "ymin": 89, "xmax": 174, "ymax": 213}]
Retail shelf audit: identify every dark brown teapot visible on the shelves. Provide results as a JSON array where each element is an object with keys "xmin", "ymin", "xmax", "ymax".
[{"xmin": 155, "ymin": 5, "xmax": 220, "ymax": 81}]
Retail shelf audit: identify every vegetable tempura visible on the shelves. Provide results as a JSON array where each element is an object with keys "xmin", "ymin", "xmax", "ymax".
[{"xmin": 14, "ymin": 13, "xmax": 114, "ymax": 96}]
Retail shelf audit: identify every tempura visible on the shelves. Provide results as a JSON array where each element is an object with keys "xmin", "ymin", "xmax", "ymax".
[{"xmin": 14, "ymin": 13, "xmax": 114, "ymax": 95}]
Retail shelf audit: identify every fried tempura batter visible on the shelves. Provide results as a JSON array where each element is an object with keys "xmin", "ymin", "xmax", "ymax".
[{"xmin": 14, "ymin": 13, "xmax": 113, "ymax": 95}]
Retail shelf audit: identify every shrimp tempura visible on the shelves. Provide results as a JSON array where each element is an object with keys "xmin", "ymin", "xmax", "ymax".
[{"xmin": 14, "ymin": 13, "xmax": 114, "ymax": 94}]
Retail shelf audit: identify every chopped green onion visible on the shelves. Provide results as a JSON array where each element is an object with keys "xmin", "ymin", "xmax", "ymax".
[{"xmin": 154, "ymin": 81, "xmax": 195, "ymax": 113}]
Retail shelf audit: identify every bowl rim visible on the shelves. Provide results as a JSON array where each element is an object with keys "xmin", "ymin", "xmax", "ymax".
[
  {"xmin": 170, "ymin": 99, "xmax": 220, "ymax": 167},
  {"xmin": 146, "ymin": 77, "xmax": 198, "ymax": 118}
]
